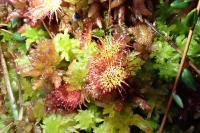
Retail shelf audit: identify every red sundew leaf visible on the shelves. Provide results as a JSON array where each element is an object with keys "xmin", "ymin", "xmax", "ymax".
[{"xmin": 45, "ymin": 84, "xmax": 84, "ymax": 112}]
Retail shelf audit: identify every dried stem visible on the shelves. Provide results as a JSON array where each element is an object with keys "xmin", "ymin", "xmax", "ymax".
[
  {"xmin": 0, "ymin": 28, "xmax": 13, "ymax": 35},
  {"xmin": 16, "ymin": 73, "xmax": 23, "ymax": 120},
  {"xmin": 144, "ymin": 19, "xmax": 200, "ymax": 75},
  {"xmin": 0, "ymin": 23, "xmax": 7, "ymax": 27},
  {"xmin": 107, "ymin": 0, "xmax": 112, "ymax": 27},
  {"xmin": 42, "ymin": 20, "xmax": 53, "ymax": 39},
  {"xmin": 158, "ymin": 1, "xmax": 200, "ymax": 133},
  {"xmin": 0, "ymin": 44, "xmax": 18, "ymax": 120}
]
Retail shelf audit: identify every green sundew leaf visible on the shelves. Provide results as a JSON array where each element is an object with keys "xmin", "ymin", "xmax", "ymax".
[
  {"xmin": 172, "ymin": 93, "xmax": 184, "ymax": 108},
  {"xmin": 171, "ymin": 0, "xmax": 191, "ymax": 9},
  {"xmin": 185, "ymin": 9, "xmax": 198, "ymax": 27},
  {"xmin": 21, "ymin": 26, "xmax": 49, "ymax": 49},
  {"xmin": 181, "ymin": 68, "xmax": 197, "ymax": 91}
]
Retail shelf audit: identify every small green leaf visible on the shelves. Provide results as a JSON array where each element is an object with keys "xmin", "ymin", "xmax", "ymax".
[
  {"xmin": 185, "ymin": 9, "xmax": 198, "ymax": 27},
  {"xmin": 33, "ymin": 100, "xmax": 45, "ymax": 121},
  {"xmin": 172, "ymin": 93, "xmax": 184, "ymax": 108},
  {"xmin": 181, "ymin": 68, "xmax": 197, "ymax": 91},
  {"xmin": 21, "ymin": 26, "xmax": 49, "ymax": 50},
  {"xmin": 42, "ymin": 114, "xmax": 76, "ymax": 133},
  {"xmin": 54, "ymin": 30, "xmax": 80, "ymax": 61},
  {"xmin": 10, "ymin": 19, "xmax": 19, "ymax": 28},
  {"xmin": 171, "ymin": 0, "xmax": 191, "ymax": 9},
  {"xmin": 12, "ymin": 33, "xmax": 26, "ymax": 41},
  {"xmin": 92, "ymin": 29, "xmax": 105, "ymax": 37},
  {"xmin": 74, "ymin": 106, "xmax": 103, "ymax": 131}
]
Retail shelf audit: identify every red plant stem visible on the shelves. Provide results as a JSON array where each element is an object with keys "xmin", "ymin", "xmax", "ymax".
[{"xmin": 159, "ymin": 1, "xmax": 200, "ymax": 133}]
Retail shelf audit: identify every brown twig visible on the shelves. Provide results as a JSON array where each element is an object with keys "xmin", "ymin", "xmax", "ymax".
[
  {"xmin": 107, "ymin": 0, "xmax": 112, "ymax": 27},
  {"xmin": 42, "ymin": 20, "xmax": 53, "ymax": 39},
  {"xmin": 0, "ymin": 44, "xmax": 18, "ymax": 120},
  {"xmin": 144, "ymin": 19, "xmax": 200, "ymax": 75},
  {"xmin": 158, "ymin": 1, "xmax": 200, "ymax": 133}
]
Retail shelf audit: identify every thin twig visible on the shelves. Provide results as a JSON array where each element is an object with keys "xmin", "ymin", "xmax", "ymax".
[
  {"xmin": 7, "ymin": 53, "xmax": 24, "ymax": 120},
  {"xmin": 107, "ymin": 0, "xmax": 111, "ymax": 27},
  {"xmin": 144, "ymin": 19, "xmax": 200, "ymax": 75},
  {"xmin": 16, "ymin": 73, "xmax": 23, "ymax": 120},
  {"xmin": 0, "ymin": 29, "xmax": 13, "ymax": 35},
  {"xmin": 159, "ymin": 1, "xmax": 200, "ymax": 133},
  {"xmin": 0, "ymin": 23, "xmax": 7, "ymax": 27},
  {"xmin": 0, "ymin": 44, "xmax": 18, "ymax": 120},
  {"xmin": 42, "ymin": 20, "xmax": 53, "ymax": 39}
]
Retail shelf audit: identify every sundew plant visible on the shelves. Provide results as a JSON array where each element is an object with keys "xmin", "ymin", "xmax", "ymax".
[{"xmin": 0, "ymin": 0, "xmax": 200, "ymax": 133}]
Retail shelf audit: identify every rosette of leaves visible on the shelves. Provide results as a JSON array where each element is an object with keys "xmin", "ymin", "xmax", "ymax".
[
  {"xmin": 85, "ymin": 36, "xmax": 129, "ymax": 99},
  {"xmin": 45, "ymin": 83, "xmax": 84, "ymax": 112},
  {"xmin": 86, "ymin": 35, "xmax": 145, "ymax": 100}
]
